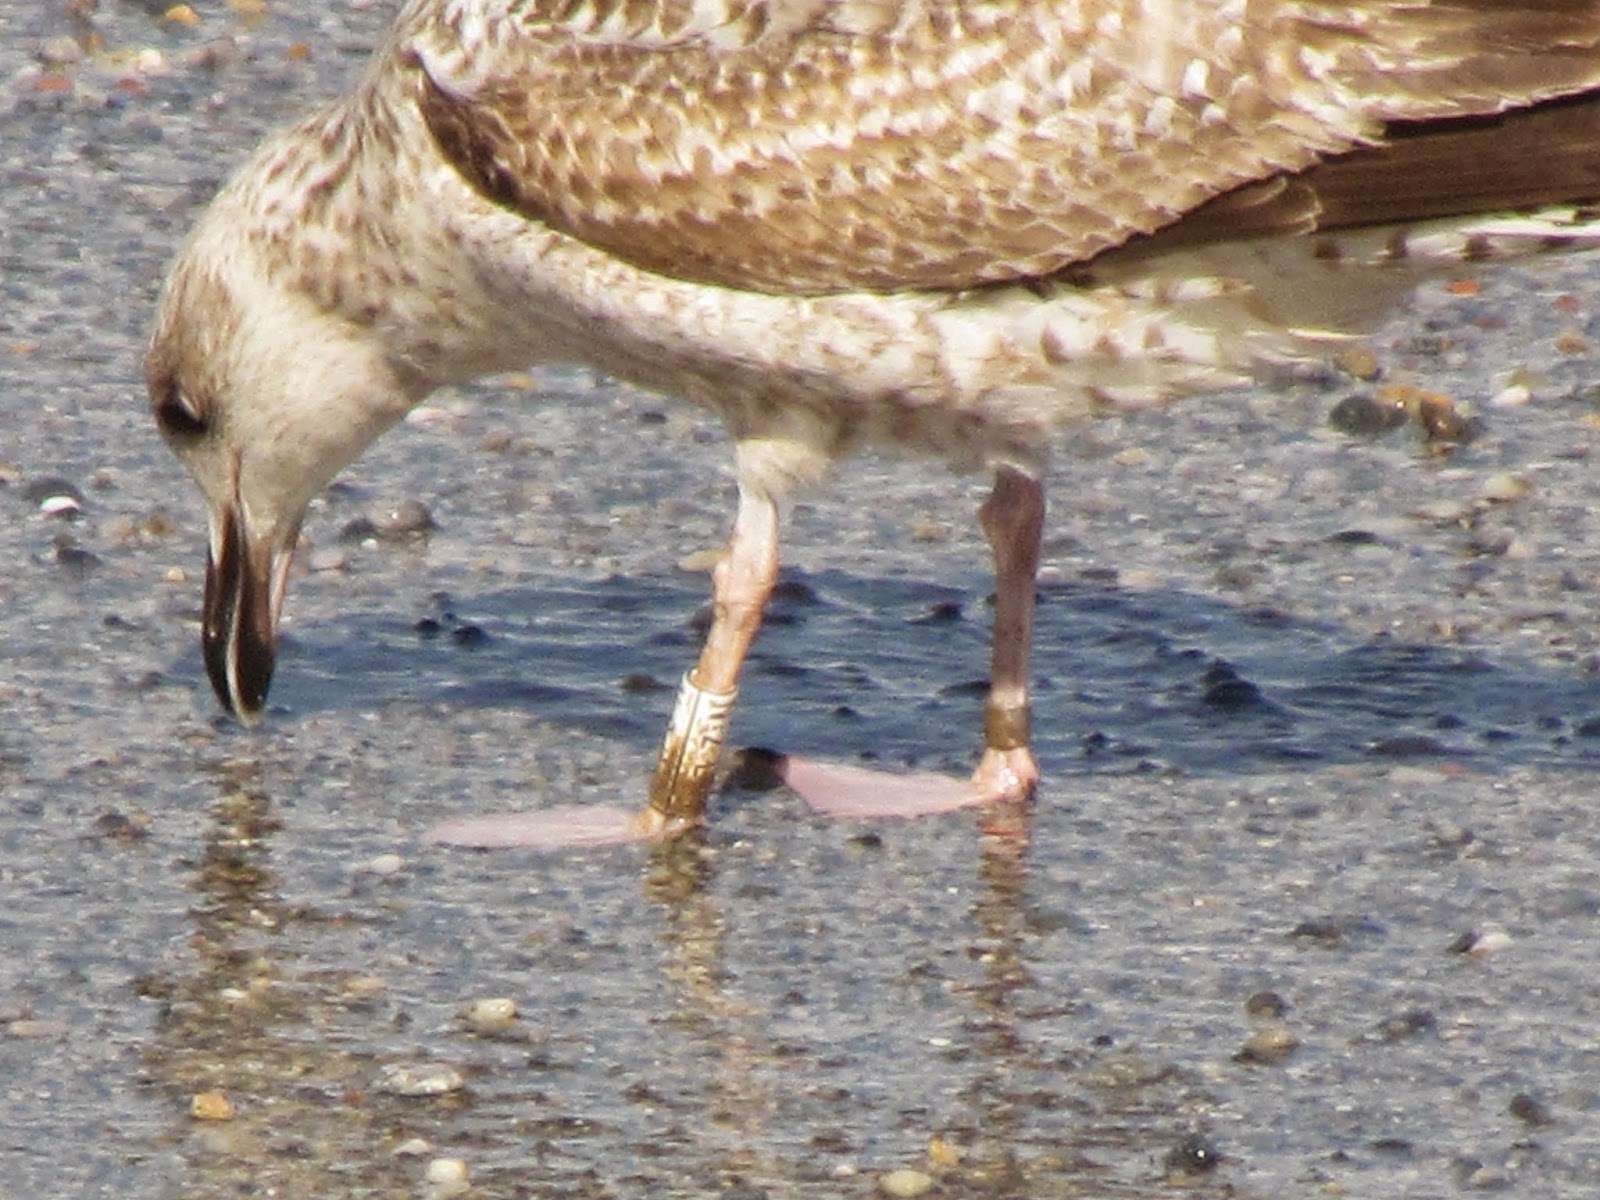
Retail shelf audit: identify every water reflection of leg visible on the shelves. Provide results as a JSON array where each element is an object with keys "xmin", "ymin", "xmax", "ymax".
[
  {"xmin": 143, "ymin": 760, "xmax": 421, "ymax": 1196},
  {"xmin": 947, "ymin": 812, "xmax": 1039, "ymax": 1185},
  {"xmin": 940, "ymin": 803, "xmax": 1229, "ymax": 1192},
  {"xmin": 638, "ymin": 837, "xmax": 785, "ymax": 1193}
]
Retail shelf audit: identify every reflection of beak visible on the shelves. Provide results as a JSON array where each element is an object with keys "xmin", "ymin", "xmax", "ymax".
[{"xmin": 202, "ymin": 502, "xmax": 297, "ymax": 723}]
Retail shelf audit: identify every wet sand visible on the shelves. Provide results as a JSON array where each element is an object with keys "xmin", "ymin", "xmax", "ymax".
[{"xmin": 5, "ymin": 3, "xmax": 1600, "ymax": 1196}]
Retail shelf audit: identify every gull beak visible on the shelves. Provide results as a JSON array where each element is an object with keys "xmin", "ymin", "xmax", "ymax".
[{"xmin": 202, "ymin": 501, "xmax": 298, "ymax": 723}]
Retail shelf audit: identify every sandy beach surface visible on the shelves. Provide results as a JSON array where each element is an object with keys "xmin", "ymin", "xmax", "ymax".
[{"xmin": 5, "ymin": 4, "xmax": 1600, "ymax": 1196}]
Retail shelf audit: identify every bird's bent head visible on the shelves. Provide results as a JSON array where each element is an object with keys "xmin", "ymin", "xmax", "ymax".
[{"xmin": 147, "ymin": 207, "xmax": 421, "ymax": 721}]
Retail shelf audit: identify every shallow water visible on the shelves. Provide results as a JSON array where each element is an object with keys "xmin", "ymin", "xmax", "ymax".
[{"xmin": 6, "ymin": 4, "xmax": 1600, "ymax": 1197}]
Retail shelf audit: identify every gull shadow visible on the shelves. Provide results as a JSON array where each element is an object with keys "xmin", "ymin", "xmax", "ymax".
[{"xmin": 219, "ymin": 566, "xmax": 1600, "ymax": 780}]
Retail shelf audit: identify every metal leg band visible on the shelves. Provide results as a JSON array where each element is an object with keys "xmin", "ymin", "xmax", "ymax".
[
  {"xmin": 648, "ymin": 672, "xmax": 739, "ymax": 820},
  {"xmin": 984, "ymin": 702, "xmax": 1031, "ymax": 752}
]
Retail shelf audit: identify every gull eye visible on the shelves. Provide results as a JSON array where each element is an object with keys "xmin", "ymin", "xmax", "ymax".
[{"xmin": 154, "ymin": 382, "xmax": 209, "ymax": 439}]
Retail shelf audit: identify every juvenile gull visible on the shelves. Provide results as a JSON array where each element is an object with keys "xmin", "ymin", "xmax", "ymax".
[{"xmin": 148, "ymin": 0, "xmax": 1600, "ymax": 847}]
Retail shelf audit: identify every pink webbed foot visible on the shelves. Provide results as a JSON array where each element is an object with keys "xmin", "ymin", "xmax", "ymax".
[
  {"xmin": 424, "ymin": 805, "xmax": 693, "ymax": 849},
  {"xmin": 774, "ymin": 752, "xmax": 1036, "ymax": 820}
]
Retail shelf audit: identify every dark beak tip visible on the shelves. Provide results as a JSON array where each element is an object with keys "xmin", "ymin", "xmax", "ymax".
[
  {"xmin": 202, "ymin": 670, "xmax": 272, "ymax": 725},
  {"xmin": 233, "ymin": 699, "xmax": 268, "ymax": 728},
  {"xmin": 201, "ymin": 507, "xmax": 280, "ymax": 723},
  {"xmin": 206, "ymin": 649, "xmax": 275, "ymax": 723}
]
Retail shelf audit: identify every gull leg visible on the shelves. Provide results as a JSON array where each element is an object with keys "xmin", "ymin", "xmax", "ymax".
[
  {"xmin": 430, "ymin": 467, "xmax": 1041, "ymax": 844},
  {"xmin": 425, "ymin": 478, "xmax": 778, "ymax": 851},
  {"xmin": 644, "ymin": 477, "xmax": 780, "ymax": 830},
  {"xmin": 781, "ymin": 464, "xmax": 1043, "ymax": 820},
  {"xmin": 972, "ymin": 464, "xmax": 1044, "ymax": 802}
]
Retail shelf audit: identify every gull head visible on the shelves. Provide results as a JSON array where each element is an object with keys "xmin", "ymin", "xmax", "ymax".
[{"xmin": 146, "ymin": 209, "xmax": 423, "ymax": 722}]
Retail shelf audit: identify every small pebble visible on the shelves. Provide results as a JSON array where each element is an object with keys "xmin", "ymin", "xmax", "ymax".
[
  {"xmin": 1416, "ymin": 393, "xmax": 1481, "ymax": 445},
  {"xmin": 1371, "ymin": 1009, "xmax": 1436, "ymax": 1043},
  {"xmin": 130, "ymin": 47, "xmax": 170, "ymax": 77},
  {"xmin": 37, "ymin": 35, "xmax": 85, "ymax": 66},
  {"xmin": 878, "ymin": 1167, "xmax": 934, "ymax": 1197},
  {"xmin": 393, "ymin": 1137, "xmax": 434, "ymax": 1157},
  {"xmin": 55, "ymin": 539, "xmax": 100, "ymax": 572},
  {"xmin": 1462, "ymin": 1164, "xmax": 1512, "ymax": 1191},
  {"xmin": 1335, "ymin": 344, "xmax": 1381, "ymax": 380},
  {"xmin": 478, "ymin": 429, "xmax": 515, "ymax": 452},
  {"xmin": 1555, "ymin": 328, "xmax": 1592, "ymax": 356},
  {"xmin": 92, "ymin": 809, "xmax": 151, "ymax": 842},
  {"xmin": 136, "ymin": 508, "xmax": 178, "ymax": 539},
  {"xmin": 423, "ymin": 1157, "xmax": 470, "ymax": 1197},
  {"xmin": 1412, "ymin": 499, "xmax": 1471, "ymax": 525},
  {"xmin": 360, "ymin": 852, "xmax": 406, "ymax": 876},
  {"xmin": 1244, "ymin": 990, "xmax": 1289, "ymax": 1019},
  {"xmin": 1329, "ymin": 392, "xmax": 1408, "ymax": 437},
  {"xmin": 450, "ymin": 623, "xmax": 487, "ymax": 646},
  {"xmin": 1464, "ymin": 529, "xmax": 1514, "ymax": 558},
  {"xmin": 190, "ymin": 1090, "xmax": 235, "ymax": 1121},
  {"xmin": 179, "ymin": 37, "xmax": 245, "ymax": 71},
  {"xmin": 374, "ymin": 1062, "xmax": 465, "ymax": 1096},
  {"xmin": 1449, "ymin": 927, "xmax": 1513, "ymax": 958},
  {"xmin": 372, "ymin": 498, "xmax": 435, "ymax": 538},
  {"xmin": 24, "ymin": 476, "xmax": 85, "ymax": 507},
  {"xmin": 406, "ymin": 403, "xmax": 458, "ymax": 429},
  {"xmin": 912, "ymin": 600, "xmax": 963, "ymax": 624},
  {"xmin": 1481, "ymin": 473, "xmax": 1533, "ymax": 504},
  {"xmin": 1163, "ymin": 1133, "xmax": 1222, "ymax": 1177},
  {"xmin": 463, "ymin": 996, "xmax": 519, "ymax": 1036},
  {"xmin": 1235, "ymin": 1023, "xmax": 1299, "ymax": 1065},
  {"xmin": 1290, "ymin": 914, "xmax": 1383, "ymax": 945},
  {"xmin": 1509, "ymin": 1092, "xmax": 1553, "ymax": 1126},
  {"xmin": 339, "ymin": 516, "xmax": 379, "ymax": 543},
  {"xmin": 926, "ymin": 1136, "xmax": 962, "ymax": 1168}
]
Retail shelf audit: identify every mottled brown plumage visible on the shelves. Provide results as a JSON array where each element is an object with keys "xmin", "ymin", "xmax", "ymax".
[
  {"xmin": 413, "ymin": 0, "xmax": 1600, "ymax": 293},
  {"xmin": 148, "ymin": 0, "xmax": 1600, "ymax": 845}
]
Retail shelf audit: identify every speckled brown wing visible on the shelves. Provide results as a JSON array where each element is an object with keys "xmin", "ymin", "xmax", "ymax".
[
  {"xmin": 1098, "ymin": 94, "xmax": 1600, "ymax": 266},
  {"xmin": 409, "ymin": 0, "xmax": 1600, "ymax": 296}
]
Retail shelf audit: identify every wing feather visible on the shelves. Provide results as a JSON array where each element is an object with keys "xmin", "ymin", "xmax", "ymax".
[{"xmin": 409, "ymin": 0, "xmax": 1600, "ymax": 295}]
